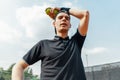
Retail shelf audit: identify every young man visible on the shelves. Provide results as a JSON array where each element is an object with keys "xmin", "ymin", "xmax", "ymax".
[{"xmin": 12, "ymin": 7, "xmax": 89, "ymax": 80}]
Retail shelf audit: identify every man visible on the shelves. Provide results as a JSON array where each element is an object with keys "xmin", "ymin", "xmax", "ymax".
[{"xmin": 12, "ymin": 7, "xmax": 89, "ymax": 80}]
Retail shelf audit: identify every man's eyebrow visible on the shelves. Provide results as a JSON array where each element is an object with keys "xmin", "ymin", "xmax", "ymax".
[{"xmin": 58, "ymin": 15, "xmax": 69, "ymax": 17}]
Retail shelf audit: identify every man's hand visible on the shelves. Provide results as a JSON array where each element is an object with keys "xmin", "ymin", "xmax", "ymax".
[{"xmin": 45, "ymin": 7, "xmax": 60, "ymax": 19}]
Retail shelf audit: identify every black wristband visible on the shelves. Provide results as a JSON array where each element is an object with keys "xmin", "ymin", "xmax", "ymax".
[{"xmin": 60, "ymin": 7, "xmax": 70, "ymax": 14}]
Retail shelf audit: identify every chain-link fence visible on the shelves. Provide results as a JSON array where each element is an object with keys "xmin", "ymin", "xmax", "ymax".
[{"xmin": 85, "ymin": 62, "xmax": 120, "ymax": 80}]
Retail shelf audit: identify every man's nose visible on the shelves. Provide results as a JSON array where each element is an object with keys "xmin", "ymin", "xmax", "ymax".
[{"xmin": 62, "ymin": 17, "xmax": 66, "ymax": 21}]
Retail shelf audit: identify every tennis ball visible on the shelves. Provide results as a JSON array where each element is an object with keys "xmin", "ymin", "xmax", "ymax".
[
  {"xmin": 54, "ymin": 10, "xmax": 59, "ymax": 15},
  {"xmin": 45, "ymin": 8, "xmax": 51, "ymax": 15}
]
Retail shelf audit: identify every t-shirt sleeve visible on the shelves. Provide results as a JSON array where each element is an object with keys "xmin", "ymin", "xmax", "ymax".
[
  {"xmin": 23, "ymin": 41, "xmax": 42, "ymax": 65},
  {"xmin": 71, "ymin": 29, "xmax": 86, "ymax": 49}
]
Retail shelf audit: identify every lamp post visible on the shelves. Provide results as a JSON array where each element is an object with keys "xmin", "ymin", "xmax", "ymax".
[{"xmin": 85, "ymin": 54, "xmax": 88, "ymax": 67}]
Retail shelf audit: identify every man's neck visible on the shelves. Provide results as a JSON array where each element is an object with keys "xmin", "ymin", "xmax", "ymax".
[{"xmin": 56, "ymin": 32, "xmax": 68, "ymax": 39}]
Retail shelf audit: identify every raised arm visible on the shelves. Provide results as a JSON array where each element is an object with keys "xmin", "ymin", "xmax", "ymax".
[
  {"xmin": 12, "ymin": 59, "xmax": 29, "ymax": 80},
  {"xmin": 69, "ymin": 8, "xmax": 90, "ymax": 36}
]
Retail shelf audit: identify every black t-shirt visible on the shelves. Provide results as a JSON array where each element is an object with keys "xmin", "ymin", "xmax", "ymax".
[{"xmin": 23, "ymin": 30, "xmax": 86, "ymax": 80}]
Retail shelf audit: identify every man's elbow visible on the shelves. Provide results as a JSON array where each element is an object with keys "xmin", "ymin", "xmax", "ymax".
[{"xmin": 84, "ymin": 10, "xmax": 89, "ymax": 18}]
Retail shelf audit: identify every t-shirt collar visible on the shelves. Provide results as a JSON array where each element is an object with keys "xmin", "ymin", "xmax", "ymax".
[{"xmin": 54, "ymin": 35, "xmax": 69, "ymax": 40}]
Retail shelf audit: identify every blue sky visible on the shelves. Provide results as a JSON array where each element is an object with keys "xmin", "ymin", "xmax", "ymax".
[{"xmin": 0, "ymin": 0, "xmax": 120, "ymax": 75}]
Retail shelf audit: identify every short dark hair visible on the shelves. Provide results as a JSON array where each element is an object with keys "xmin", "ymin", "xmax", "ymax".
[{"xmin": 54, "ymin": 9, "xmax": 70, "ymax": 20}]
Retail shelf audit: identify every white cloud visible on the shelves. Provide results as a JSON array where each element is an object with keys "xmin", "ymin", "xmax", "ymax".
[
  {"xmin": 61, "ymin": 1, "xmax": 82, "ymax": 9},
  {"xmin": 0, "ymin": 20, "xmax": 22, "ymax": 43},
  {"xmin": 48, "ymin": 0, "xmax": 56, "ymax": 2},
  {"xmin": 62, "ymin": 2, "xmax": 73, "ymax": 7},
  {"xmin": 83, "ymin": 47, "xmax": 108, "ymax": 54},
  {"xmin": 16, "ymin": 5, "xmax": 54, "ymax": 39}
]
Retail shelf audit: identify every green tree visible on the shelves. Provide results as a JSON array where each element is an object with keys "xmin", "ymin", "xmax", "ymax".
[
  {"xmin": 0, "ymin": 67, "xmax": 5, "ymax": 80},
  {"xmin": 0, "ymin": 76, "xmax": 5, "ymax": 80}
]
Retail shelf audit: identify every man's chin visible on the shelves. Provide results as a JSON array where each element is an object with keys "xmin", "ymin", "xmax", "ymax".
[{"xmin": 59, "ymin": 29, "xmax": 69, "ymax": 33}]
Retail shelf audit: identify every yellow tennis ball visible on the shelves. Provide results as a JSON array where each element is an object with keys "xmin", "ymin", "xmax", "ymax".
[
  {"xmin": 54, "ymin": 10, "xmax": 59, "ymax": 15},
  {"xmin": 45, "ymin": 8, "xmax": 51, "ymax": 15}
]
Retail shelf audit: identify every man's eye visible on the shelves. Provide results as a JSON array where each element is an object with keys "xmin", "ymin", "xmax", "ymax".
[
  {"xmin": 65, "ymin": 17, "xmax": 70, "ymax": 20},
  {"xmin": 58, "ymin": 16, "xmax": 70, "ymax": 20},
  {"xmin": 59, "ymin": 16, "xmax": 63, "ymax": 19}
]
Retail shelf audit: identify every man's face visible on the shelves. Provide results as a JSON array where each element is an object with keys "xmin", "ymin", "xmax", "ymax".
[{"xmin": 53, "ymin": 12, "xmax": 71, "ymax": 33}]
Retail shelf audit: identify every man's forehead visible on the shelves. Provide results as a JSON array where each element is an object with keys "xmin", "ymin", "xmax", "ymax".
[{"xmin": 56, "ymin": 12, "xmax": 70, "ymax": 18}]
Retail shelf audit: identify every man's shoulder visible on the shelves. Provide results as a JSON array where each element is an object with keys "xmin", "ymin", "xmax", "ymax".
[{"xmin": 71, "ymin": 29, "xmax": 86, "ymax": 39}]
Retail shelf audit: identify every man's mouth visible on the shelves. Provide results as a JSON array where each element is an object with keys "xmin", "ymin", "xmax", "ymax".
[{"xmin": 60, "ymin": 23, "xmax": 67, "ymax": 26}]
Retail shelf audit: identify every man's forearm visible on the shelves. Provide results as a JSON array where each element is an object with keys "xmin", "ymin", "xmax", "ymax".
[
  {"xmin": 69, "ymin": 8, "xmax": 89, "ymax": 19},
  {"xmin": 12, "ymin": 64, "xmax": 24, "ymax": 80},
  {"xmin": 69, "ymin": 8, "xmax": 89, "ymax": 36}
]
